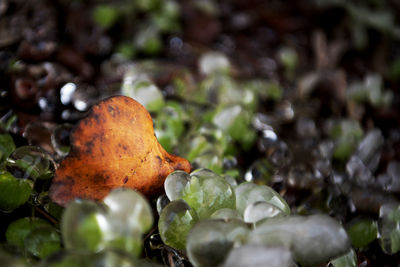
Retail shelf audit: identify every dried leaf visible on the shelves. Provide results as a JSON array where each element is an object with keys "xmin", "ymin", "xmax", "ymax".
[{"xmin": 49, "ymin": 96, "xmax": 191, "ymax": 206}]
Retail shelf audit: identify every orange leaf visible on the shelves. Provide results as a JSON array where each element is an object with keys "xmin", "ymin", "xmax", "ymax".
[{"xmin": 49, "ymin": 96, "xmax": 191, "ymax": 206}]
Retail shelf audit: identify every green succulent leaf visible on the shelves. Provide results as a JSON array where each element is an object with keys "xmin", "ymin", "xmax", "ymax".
[
  {"xmin": 0, "ymin": 134, "xmax": 15, "ymax": 163},
  {"xmin": 0, "ymin": 172, "xmax": 33, "ymax": 211}
]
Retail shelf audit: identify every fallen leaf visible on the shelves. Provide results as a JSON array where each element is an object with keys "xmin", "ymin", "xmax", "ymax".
[{"xmin": 49, "ymin": 96, "xmax": 191, "ymax": 206}]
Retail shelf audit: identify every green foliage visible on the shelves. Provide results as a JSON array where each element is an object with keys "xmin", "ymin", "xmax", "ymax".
[
  {"xmin": 235, "ymin": 182, "xmax": 290, "ymax": 215},
  {"xmin": 103, "ymin": 188, "xmax": 154, "ymax": 234},
  {"xmin": 250, "ymin": 215, "xmax": 350, "ymax": 266},
  {"xmin": 151, "ymin": 1, "xmax": 180, "ymax": 33},
  {"xmin": 24, "ymin": 226, "xmax": 61, "ymax": 259},
  {"xmin": 61, "ymin": 189, "xmax": 153, "ymax": 257},
  {"xmin": 347, "ymin": 74, "xmax": 393, "ymax": 107},
  {"xmin": 6, "ymin": 217, "xmax": 60, "ymax": 259},
  {"xmin": 134, "ymin": 27, "xmax": 162, "ymax": 56},
  {"xmin": 389, "ymin": 58, "xmax": 400, "ymax": 81},
  {"xmin": 0, "ymin": 114, "xmax": 17, "ymax": 132},
  {"xmin": 181, "ymin": 170, "xmax": 235, "ymax": 219},
  {"xmin": 161, "ymin": 168, "xmax": 292, "ymax": 257},
  {"xmin": 378, "ymin": 203, "xmax": 400, "ymax": 254},
  {"xmin": 0, "ymin": 134, "xmax": 15, "ymax": 163},
  {"xmin": 136, "ymin": 0, "xmax": 161, "ymax": 11},
  {"xmin": 121, "ymin": 73, "xmax": 165, "ymax": 113},
  {"xmin": 0, "ymin": 172, "xmax": 33, "ymax": 211},
  {"xmin": 329, "ymin": 119, "xmax": 363, "ymax": 161},
  {"xmin": 61, "ymin": 200, "xmax": 106, "ymax": 252},
  {"xmin": 331, "ymin": 249, "xmax": 357, "ymax": 267},
  {"xmin": 158, "ymin": 200, "xmax": 199, "ymax": 250},
  {"xmin": 186, "ymin": 219, "xmax": 250, "ymax": 267},
  {"xmin": 347, "ymin": 218, "xmax": 378, "ymax": 249},
  {"xmin": 278, "ymin": 47, "xmax": 298, "ymax": 80},
  {"xmin": 315, "ymin": 0, "xmax": 400, "ymax": 49},
  {"xmin": 161, "ymin": 168, "xmax": 352, "ymax": 267},
  {"xmin": 6, "ymin": 217, "xmax": 51, "ymax": 251},
  {"xmin": 154, "ymin": 102, "xmax": 185, "ymax": 152},
  {"xmin": 93, "ymin": 5, "xmax": 119, "ymax": 29},
  {"xmin": 115, "ymin": 42, "xmax": 136, "ymax": 60}
]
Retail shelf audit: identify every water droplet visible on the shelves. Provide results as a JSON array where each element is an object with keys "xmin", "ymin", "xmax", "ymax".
[
  {"xmin": 51, "ymin": 124, "xmax": 73, "ymax": 157},
  {"xmin": 38, "ymin": 97, "xmax": 48, "ymax": 110},
  {"xmin": 72, "ymin": 85, "xmax": 98, "ymax": 111},
  {"xmin": 258, "ymin": 138, "xmax": 291, "ymax": 168},
  {"xmin": 199, "ymin": 51, "xmax": 230, "ymax": 75},
  {"xmin": 60, "ymin": 82, "xmax": 77, "ymax": 105},
  {"xmin": 244, "ymin": 159, "xmax": 277, "ymax": 185},
  {"xmin": 169, "ymin": 36, "xmax": 183, "ymax": 50},
  {"xmin": 354, "ymin": 129, "xmax": 383, "ymax": 172},
  {"xmin": 288, "ymin": 163, "xmax": 323, "ymax": 190}
]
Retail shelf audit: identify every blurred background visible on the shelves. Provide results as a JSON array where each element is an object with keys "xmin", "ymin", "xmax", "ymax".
[{"xmin": 1, "ymin": 0, "xmax": 400, "ymax": 266}]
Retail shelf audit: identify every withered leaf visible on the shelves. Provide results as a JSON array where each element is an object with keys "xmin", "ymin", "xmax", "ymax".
[{"xmin": 49, "ymin": 96, "xmax": 191, "ymax": 206}]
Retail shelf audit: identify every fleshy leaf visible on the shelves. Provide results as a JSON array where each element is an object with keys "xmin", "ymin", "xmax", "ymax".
[{"xmin": 49, "ymin": 96, "xmax": 191, "ymax": 206}]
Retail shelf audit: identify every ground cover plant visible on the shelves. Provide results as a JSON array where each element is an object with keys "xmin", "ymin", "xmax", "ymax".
[{"xmin": 1, "ymin": 0, "xmax": 400, "ymax": 266}]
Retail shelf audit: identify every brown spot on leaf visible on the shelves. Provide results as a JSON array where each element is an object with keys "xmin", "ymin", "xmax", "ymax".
[{"xmin": 156, "ymin": 155, "xmax": 162, "ymax": 166}]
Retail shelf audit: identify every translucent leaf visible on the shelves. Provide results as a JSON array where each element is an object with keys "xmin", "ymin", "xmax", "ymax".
[
  {"xmin": 244, "ymin": 201, "xmax": 285, "ymax": 224},
  {"xmin": 250, "ymin": 214, "xmax": 350, "ymax": 266},
  {"xmin": 235, "ymin": 183, "xmax": 290, "ymax": 216},
  {"xmin": 61, "ymin": 200, "xmax": 108, "ymax": 253},
  {"xmin": 210, "ymin": 208, "xmax": 242, "ymax": 221},
  {"xmin": 103, "ymin": 188, "xmax": 153, "ymax": 234},
  {"xmin": 378, "ymin": 203, "xmax": 400, "ymax": 254},
  {"xmin": 181, "ymin": 170, "xmax": 235, "ymax": 219},
  {"xmin": 187, "ymin": 219, "xmax": 250, "ymax": 267},
  {"xmin": 164, "ymin": 170, "xmax": 191, "ymax": 201},
  {"xmin": 221, "ymin": 245, "xmax": 293, "ymax": 267},
  {"xmin": 158, "ymin": 199, "xmax": 198, "ymax": 250},
  {"xmin": 121, "ymin": 78, "xmax": 164, "ymax": 112},
  {"xmin": 199, "ymin": 52, "xmax": 230, "ymax": 75},
  {"xmin": 331, "ymin": 249, "xmax": 357, "ymax": 267}
]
